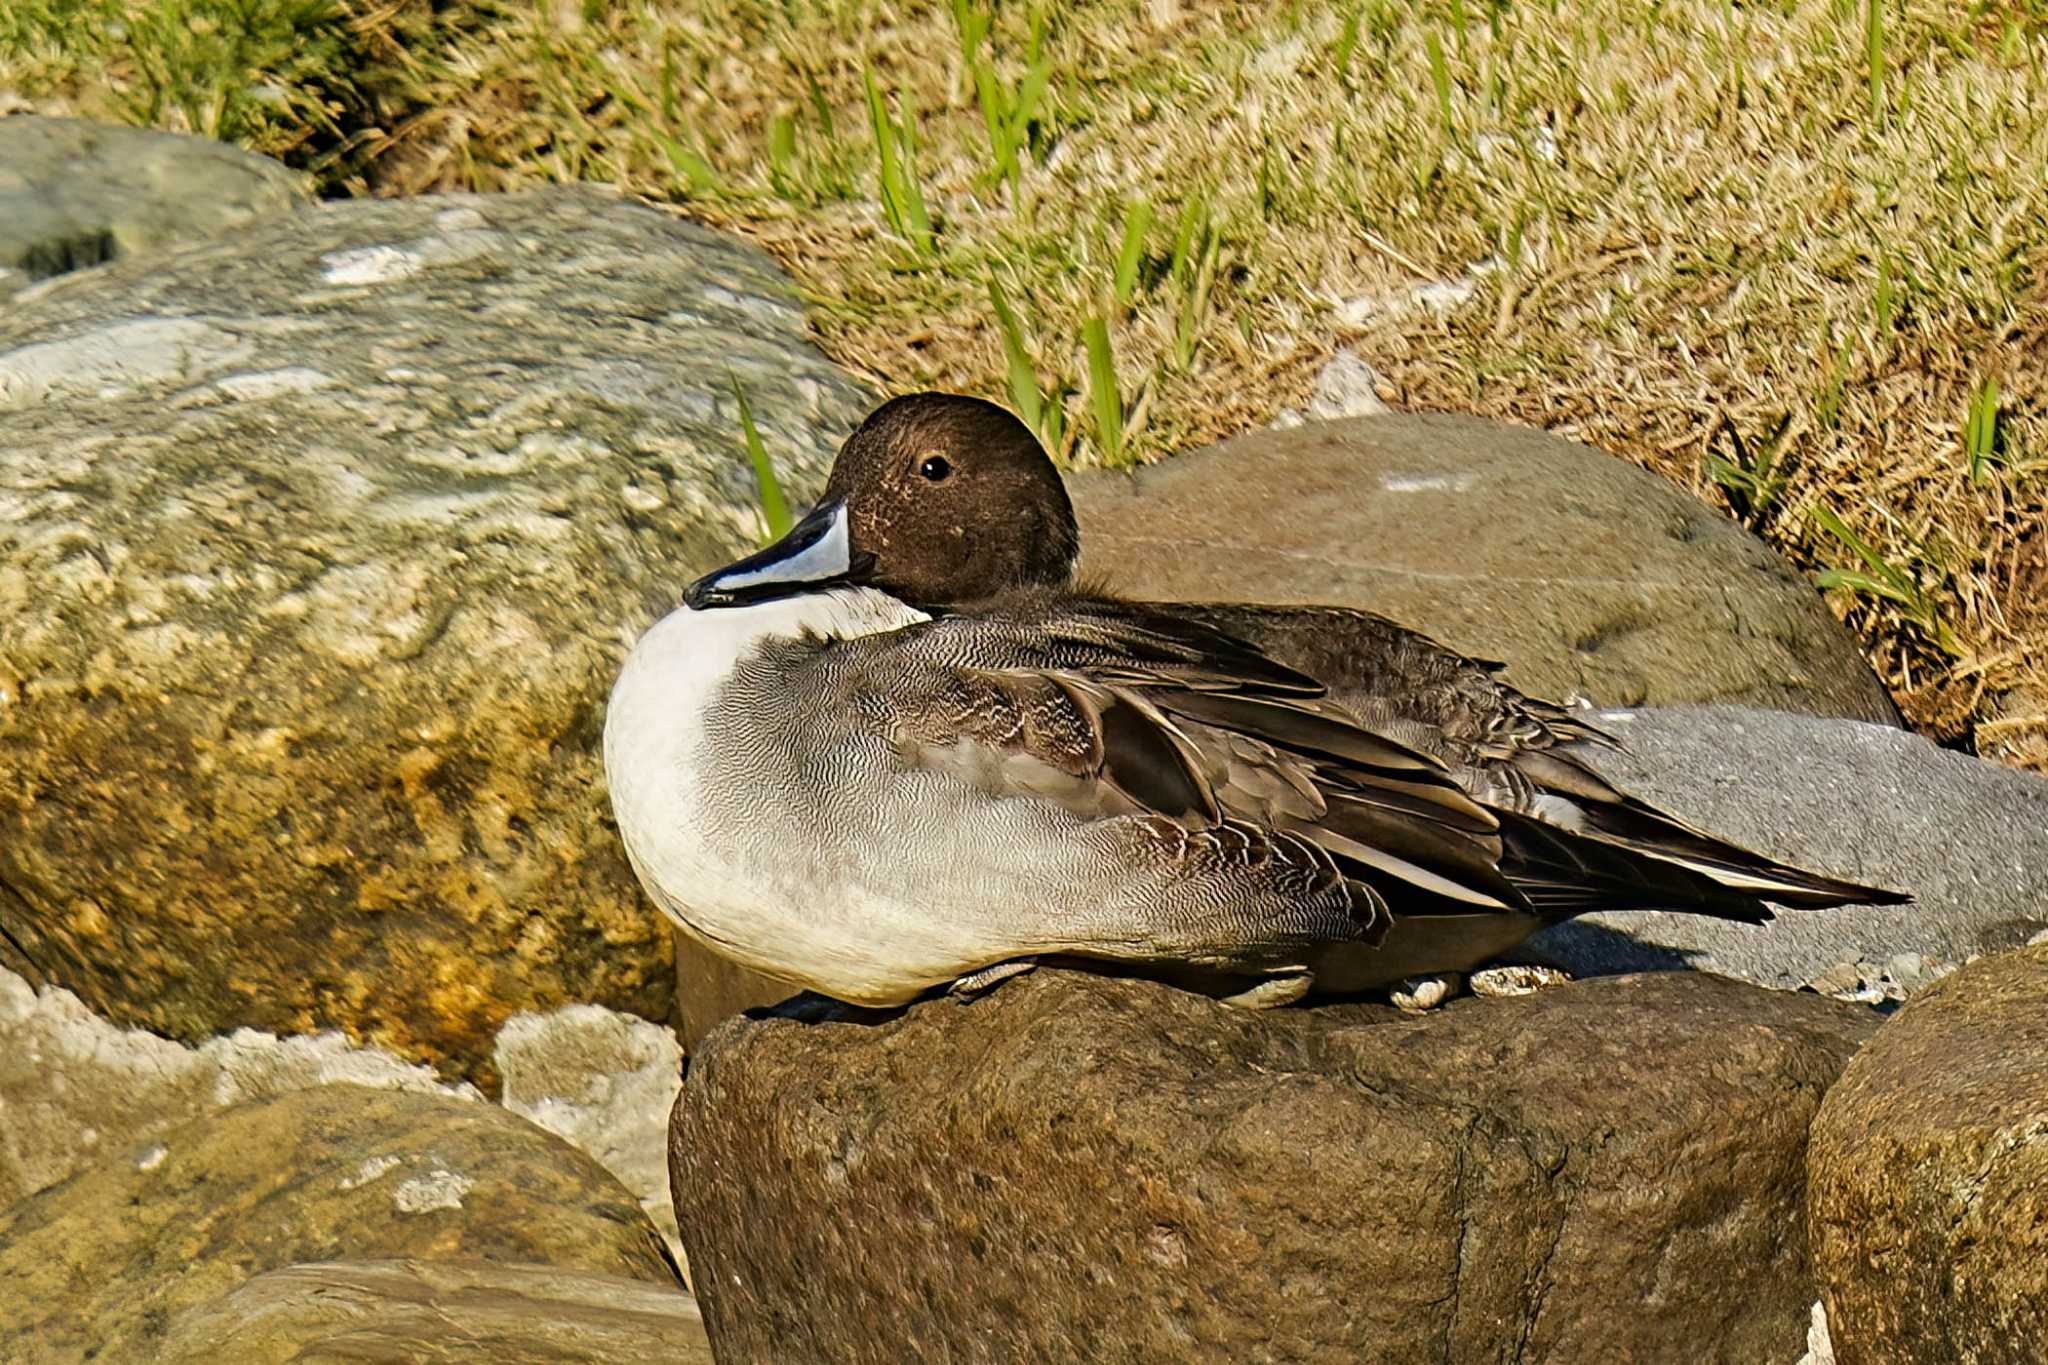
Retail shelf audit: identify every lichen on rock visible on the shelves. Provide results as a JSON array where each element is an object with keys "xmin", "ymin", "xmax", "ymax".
[{"xmin": 0, "ymin": 185, "xmax": 872, "ymax": 1081}]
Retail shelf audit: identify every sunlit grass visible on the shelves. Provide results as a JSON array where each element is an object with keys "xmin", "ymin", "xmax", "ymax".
[{"xmin": 4, "ymin": 0, "xmax": 2044, "ymax": 762}]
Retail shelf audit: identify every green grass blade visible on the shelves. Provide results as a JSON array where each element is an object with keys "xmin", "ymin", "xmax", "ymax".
[
  {"xmin": 1083, "ymin": 316, "xmax": 1123, "ymax": 463},
  {"xmin": 896, "ymin": 90, "xmax": 934, "ymax": 250},
  {"xmin": 1425, "ymin": 30, "xmax": 1455, "ymax": 139},
  {"xmin": 863, "ymin": 67, "xmax": 904, "ymax": 234},
  {"xmin": 1965, "ymin": 375, "xmax": 1999, "ymax": 484},
  {"xmin": 730, "ymin": 376, "xmax": 792, "ymax": 541},
  {"xmin": 986, "ymin": 273, "xmax": 1045, "ymax": 435},
  {"xmin": 1334, "ymin": 7, "xmax": 1363, "ymax": 85},
  {"xmin": 1810, "ymin": 503, "xmax": 1898, "ymax": 583},
  {"xmin": 1113, "ymin": 198, "xmax": 1153, "ymax": 308},
  {"xmin": 652, "ymin": 129, "xmax": 720, "ymax": 197}
]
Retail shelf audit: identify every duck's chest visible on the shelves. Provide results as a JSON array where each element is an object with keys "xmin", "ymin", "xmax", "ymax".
[{"xmin": 601, "ymin": 588, "xmax": 929, "ymax": 972}]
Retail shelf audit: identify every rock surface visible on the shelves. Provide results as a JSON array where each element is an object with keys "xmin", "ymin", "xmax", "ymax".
[
  {"xmin": 1533, "ymin": 707, "xmax": 2048, "ymax": 989},
  {"xmin": 495, "ymin": 1002, "xmax": 685, "ymax": 1264},
  {"xmin": 158, "ymin": 1259, "xmax": 712, "ymax": 1365},
  {"xmin": 0, "ymin": 186, "xmax": 870, "ymax": 1079},
  {"xmin": 1807, "ymin": 945, "xmax": 2048, "ymax": 1364},
  {"xmin": 0, "ymin": 116, "xmax": 303, "ymax": 298},
  {"xmin": 0, "ymin": 1085, "xmax": 677, "ymax": 1362},
  {"xmin": 1070, "ymin": 414, "xmax": 1899, "ymax": 724},
  {"xmin": 671, "ymin": 968, "xmax": 1875, "ymax": 1363},
  {"xmin": 0, "ymin": 963, "xmax": 474, "ymax": 1211}
]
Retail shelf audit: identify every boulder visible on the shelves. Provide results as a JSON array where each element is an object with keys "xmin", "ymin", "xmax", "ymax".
[
  {"xmin": 0, "ymin": 185, "xmax": 871, "ymax": 1080},
  {"xmin": 0, "ymin": 1085, "xmax": 677, "ymax": 1362},
  {"xmin": 1070, "ymin": 414, "xmax": 1899, "ymax": 724},
  {"xmin": 0, "ymin": 963, "xmax": 474, "ymax": 1212},
  {"xmin": 0, "ymin": 116, "xmax": 304, "ymax": 298},
  {"xmin": 670, "ymin": 968, "xmax": 1876, "ymax": 1363},
  {"xmin": 158, "ymin": 1259, "xmax": 712, "ymax": 1365},
  {"xmin": 495, "ymin": 1002, "xmax": 685, "ymax": 1265},
  {"xmin": 1532, "ymin": 707, "xmax": 2048, "ymax": 990},
  {"xmin": 1806, "ymin": 945, "xmax": 2048, "ymax": 1364}
]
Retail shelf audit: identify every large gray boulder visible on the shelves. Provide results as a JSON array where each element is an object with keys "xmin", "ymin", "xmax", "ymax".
[
  {"xmin": 0, "ymin": 186, "xmax": 870, "ymax": 1080},
  {"xmin": 671, "ymin": 969, "xmax": 1876, "ymax": 1363},
  {"xmin": 0, "ymin": 116, "xmax": 303, "ymax": 297},
  {"xmin": 0, "ymin": 1085, "xmax": 679, "ymax": 1362},
  {"xmin": 1071, "ymin": 414, "xmax": 1900, "ymax": 724},
  {"xmin": 1534, "ymin": 706, "xmax": 2048, "ymax": 990}
]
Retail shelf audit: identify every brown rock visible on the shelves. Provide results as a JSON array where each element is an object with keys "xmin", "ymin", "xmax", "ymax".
[
  {"xmin": 670, "ymin": 968, "xmax": 1876, "ymax": 1363},
  {"xmin": 158, "ymin": 1259, "xmax": 712, "ymax": 1365},
  {"xmin": 1071, "ymin": 414, "xmax": 1899, "ymax": 724},
  {"xmin": 1807, "ymin": 944, "xmax": 2048, "ymax": 1364},
  {"xmin": 0, "ymin": 1085, "xmax": 677, "ymax": 1362},
  {"xmin": 0, "ymin": 187, "xmax": 871, "ymax": 1080}
]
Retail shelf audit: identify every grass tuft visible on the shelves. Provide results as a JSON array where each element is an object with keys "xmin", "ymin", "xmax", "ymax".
[
  {"xmin": 1964, "ymin": 375, "xmax": 2001, "ymax": 486},
  {"xmin": 1082, "ymin": 315, "xmax": 1125, "ymax": 466},
  {"xmin": 6, "ymin": 0, "xmax": 2045, "ymax": 764},
  {"xmin": 862, "ymin": 66, "xmax": 934, "ymax": 257}
]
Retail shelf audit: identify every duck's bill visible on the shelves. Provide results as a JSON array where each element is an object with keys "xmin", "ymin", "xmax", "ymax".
[{"xmin": 684, "ymin": 499, "xmax": 862, "ymax": 609}]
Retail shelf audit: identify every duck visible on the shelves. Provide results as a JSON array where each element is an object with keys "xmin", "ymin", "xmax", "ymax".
[{"xmin": 604, "ymin": 392, "xmax": 1906, "ymax": 1010}]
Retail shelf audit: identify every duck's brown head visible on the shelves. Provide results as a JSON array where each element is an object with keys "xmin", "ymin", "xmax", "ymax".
[{"xmin": 685, "ymin": 392, "xmax": 1079, "ymax": 611}]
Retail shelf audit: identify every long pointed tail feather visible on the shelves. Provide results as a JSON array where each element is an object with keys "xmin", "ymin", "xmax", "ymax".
[{"xmin": 1495, "ymin": 809, "xmax": 1783, "ymax": 923}]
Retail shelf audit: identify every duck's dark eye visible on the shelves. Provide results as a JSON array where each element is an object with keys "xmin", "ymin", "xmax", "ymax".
[{"xmin": 919, "ymin": 454, "xmax": 953, "ymax": 482}]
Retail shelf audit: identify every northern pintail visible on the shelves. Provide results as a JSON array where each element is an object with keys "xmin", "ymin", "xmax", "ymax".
[{"xmin": 604, "ymin": 393, "xmax": 1905, "ymax": 1009}]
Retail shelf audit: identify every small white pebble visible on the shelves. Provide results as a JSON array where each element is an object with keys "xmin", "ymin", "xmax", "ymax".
[
  {"xmin": 1391, "ymin": 974, "xmax": 1457, "ymax": 1012},
  {"xmin": 320, "ymin": 245, "xmax": 423, "ymax": 286},
  {"xmin": 1470, "ymin": 964, "xmax": 1574, "ymax": 997},
  {"xmin": 135, "ymin": 1143, "xmax": 168, "ymax": 1172},
  {"xmin": 394, "ymin": 1168, "xmax": 473, "ymax": 1213},
  {"xmin": 1410, "ymin": 279, "xmax": 1475, "ymax": 312}
]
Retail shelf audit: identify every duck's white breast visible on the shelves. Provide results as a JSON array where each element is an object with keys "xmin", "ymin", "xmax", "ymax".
[{"xmin": 601, "ymin": 587, "xmax": 934, "ymax": 996}]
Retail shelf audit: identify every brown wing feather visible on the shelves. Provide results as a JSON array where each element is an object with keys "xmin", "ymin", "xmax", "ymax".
[{"xmin": 887, "ymin": 601, "xmax": 1530, "ymax": 915}]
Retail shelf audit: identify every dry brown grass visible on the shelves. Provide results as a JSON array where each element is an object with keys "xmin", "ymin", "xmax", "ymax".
[{"xmin": 6, "ymin": 0, "xmax": 2045, "ymax": 766}]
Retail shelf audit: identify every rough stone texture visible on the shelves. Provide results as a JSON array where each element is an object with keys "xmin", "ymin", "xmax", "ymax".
[
  {"xmin": 495, "ymin": 1002, "xmax": 685, "ymax": 1265},
  {"xmin": 0, "ymin": 186, "xmax": 871, "ymax": 1080},
  {"xmin": 1533, "ymin": 707, "xmax": 2048, "ymax": 989},
  {"xmin": 158, "ymin": 1259, "xmax": 713, "ymax": 1365},
  {"xmin": 1070, "ymin": 414, "xmax": 1900, "ymax": 724},
  {"xmin": 671, "ymin": 968, "xmax": 1876, "ymax": 1363},
  {"xmin": 1807, "ymin": 945, "xmax": 2048, "ymax": 1365},
  {"xmin": 0, "ymin": 1085, "xmax": 677, "ymax": 1362},
  {"xmin": 0, "ymin": 116, "xmax": 304, "ymax": 299},
  {"xmin": 0, "ymin": 963, "xmax": 475, "ymax": 1212}
]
